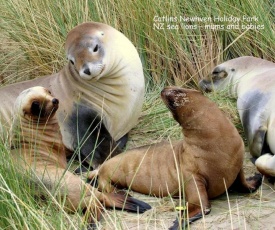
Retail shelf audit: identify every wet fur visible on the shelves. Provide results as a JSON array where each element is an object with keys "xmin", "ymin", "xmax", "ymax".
[{"xmin": 68, "ymin": 103, "xmax": 122, "ymax": 169}]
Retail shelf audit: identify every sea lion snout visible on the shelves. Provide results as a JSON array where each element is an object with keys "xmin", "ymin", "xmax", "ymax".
[
  {"xmin": 161, "ymin": 87, "xmax": 190, "ymax": 109},
  {"xmin": 79, "ymin": 62, "xmax": 105, "ymax": 80},
  {"xmin": 198, "ymin": 79, "xmax": 212, "ymax": 92},
  {"xmin": 51, "ymin": 98, "xmax": 59, "ymax": 112},
  {"xmin": 82, "ymin": 65, "xmax": 91, "ymax": 76},
  {"xmin": 52, "ymin": 98, "xmax": 59, "ymax": 105}
]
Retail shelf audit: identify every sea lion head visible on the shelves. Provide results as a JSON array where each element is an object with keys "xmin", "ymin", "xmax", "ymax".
[
  {"xmin": 161, "ymin": 86, "xmax": 202, "ymax": 125},
  {"xmin": 14, "ymin": 86, "xmax": 59, "ymax": 122},
  {"xmin": 198, "ymin": 62, "xmax": 238, "ymax": 93},
  {"xmin": 65, "ymin": 22, "xmax": 107, "ymax": 81},
  {"xmin": 198, "ymin": 56, "xmax": 261, "ymax": 92}
]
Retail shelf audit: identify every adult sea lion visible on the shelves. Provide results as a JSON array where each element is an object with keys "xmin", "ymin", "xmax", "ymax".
[
  {"xmin": 198, "ymin": 56, "xmax": 275, "ymax": 177},
  {"xmin": 0, "ymin": 22, "xmax": 145, "ymax": 168},
  {"xmin": 9, "ymin": 86, "xmax": 151, "ymax": 226},
  {"xmin": 88, "ymin": 86, "xmax": 262, "ymax": 228}
]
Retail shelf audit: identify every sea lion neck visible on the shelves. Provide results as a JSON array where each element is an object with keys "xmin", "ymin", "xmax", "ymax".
[
  {"xmin": 178, "ymin": 100, "xmax": 221, "ymax": 139},
  {"xmin": 11, "ymin": 114, "xmax": 61, "ymax": 146},
  {"xmin": 66, "ymin": 63, "xmax": 82, "ymax": 84}
]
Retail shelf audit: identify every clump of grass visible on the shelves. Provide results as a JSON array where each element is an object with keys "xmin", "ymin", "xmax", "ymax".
[
  {"xmin": 128, "ymin": 84, "xmax": 181, "ymax": 148},
  {"xmin": 0, "ymin": 145, "xmax": 89, "ymax": 229}
]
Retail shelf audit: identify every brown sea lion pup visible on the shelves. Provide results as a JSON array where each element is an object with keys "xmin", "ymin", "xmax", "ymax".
[
  {"xmin": 0, "ymin": 21, "xmax": 145, "ymax": 169},
  {"xmin": 9, "ymin": 86, "xmax": 151, "ymax": 227},
  {"xmin": 88, "ymin": 86, "xmax": 262, "ymax": 229}
]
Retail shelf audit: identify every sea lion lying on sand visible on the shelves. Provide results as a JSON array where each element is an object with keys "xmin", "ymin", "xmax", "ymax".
[
  {"xmin": 0, "ymin": 21, "xmax": 145, "ymax": 169},
  {"xmin": 198, "ymin": 56, "xmax": 275, "ymax": 177},
  {"xmin": 9, "ymin": 86, "xmax": 150, "ymax": 227},
  {"xmin": 88, "ymin": 86, "xmax": 262, "ymax": 229}
]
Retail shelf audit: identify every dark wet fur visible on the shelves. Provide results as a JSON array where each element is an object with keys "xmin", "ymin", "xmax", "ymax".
[{"xmin": 67, "ymin": 103, "xmax": 122, "ymax": 169}]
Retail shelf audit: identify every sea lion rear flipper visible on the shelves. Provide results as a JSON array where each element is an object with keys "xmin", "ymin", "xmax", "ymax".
[
  {"xmin": 250, "ymin": 126, "xmax": 268, "ymax": 158},
  {"xmin": 229, "ymin": 168, "xmax": 262, "ymax": 193},
  {"xmin": 99, "ymin": 192, "xmax": 151, "ymax": 213}
]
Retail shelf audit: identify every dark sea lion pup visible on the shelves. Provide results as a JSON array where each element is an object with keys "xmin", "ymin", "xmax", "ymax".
[
  {"xmin": 88, "ymin": 86, "xmax": 262, "ymax": 229},
  {"xmin": 9, "ymin": 86, "xmax": 151, "ymax": 227}
]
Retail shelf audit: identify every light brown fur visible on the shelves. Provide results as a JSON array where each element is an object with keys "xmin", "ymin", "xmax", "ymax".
[
  {"xmin": 10, "ymin": 86, "xmax": 150, "ymax": 225},
  {"xmin": 89, "ymin": 86, "xmax": 262, "ymax": 227}
]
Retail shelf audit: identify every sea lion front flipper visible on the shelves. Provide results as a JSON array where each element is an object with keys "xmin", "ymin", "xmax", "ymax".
[
  {"xmin": 169, "ymin": 177, "xmax": 211, "ymax": 229},
  {"xmin": 169, "ymin": 208, "xmax": 210, "ymax": 230},
  {"xmin": 250, "ymin": 126, "xmax": 268, "ymax": 158},
  {"xmin": 255, "ymin": 153, "xmax": 275, "ymax": 177}
]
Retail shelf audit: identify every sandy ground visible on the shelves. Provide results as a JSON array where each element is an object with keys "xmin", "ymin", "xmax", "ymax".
[{"xmin": 98, "ymin": 152, "xmax": 275, "ymax": 230}]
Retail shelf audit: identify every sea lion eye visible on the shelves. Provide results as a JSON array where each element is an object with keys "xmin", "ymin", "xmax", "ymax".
[
  {"xmin": 70, "ymin": 60, "xmax": 75, "ymax": 65},
  {"xmin": 93, "ymin": 44, "xmax": 99, "ymax": 52},
  {"xmin": 31, "ymin": 101, "xmax": 41, "ymax": 116}
]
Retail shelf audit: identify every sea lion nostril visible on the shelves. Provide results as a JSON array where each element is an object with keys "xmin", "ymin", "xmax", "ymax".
[
  {"xmin": 83, "ymin": 68, "xmax": 91, "ymax": 75},
  {"xmin": 52, "ymin": 98, "xmax": 59, "ymax": 105}
]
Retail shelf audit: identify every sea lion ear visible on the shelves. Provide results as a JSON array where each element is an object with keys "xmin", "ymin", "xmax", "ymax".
[{"xmin": 31, "ymin": 101, "xmax": 41, "ymax": 116}]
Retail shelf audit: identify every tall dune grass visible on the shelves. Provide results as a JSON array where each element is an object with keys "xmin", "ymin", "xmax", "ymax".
[
  {"xmin": 0, "ymin": 145, "xmax": 96, "ymax": 229},
  {"xmin": 0, "ymin": 0, "xmax": 274, "ymax": 229},
  {"xmin": 0, "ymin": 0, "xmax": 274, "ymax": 86}
]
